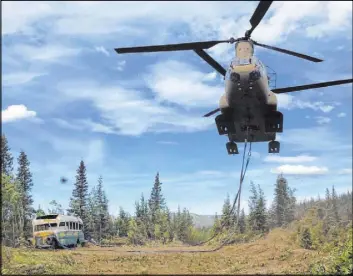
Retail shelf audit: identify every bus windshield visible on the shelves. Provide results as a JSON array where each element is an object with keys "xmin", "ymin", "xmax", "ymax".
[{"xmin": 34, "ymin": 223, "xmax": 57, "ymax": 231}]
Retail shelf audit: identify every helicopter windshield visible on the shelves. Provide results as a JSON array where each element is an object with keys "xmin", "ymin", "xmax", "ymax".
[{"xmin": 231, "ymin": 58, "xmax": 251, "ymax": 66}]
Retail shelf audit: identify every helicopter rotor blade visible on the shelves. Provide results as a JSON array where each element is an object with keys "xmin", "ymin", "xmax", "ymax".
[
  {"xmin": 246, "ymin": 0, "xmax": 273, "ymax": 38},
  {"xmin": 272, "ymin": 78, "xmax": 353, "ymax": 94},
  {"xmin": 115, "ymin": 40, "xmax": 231, "ymax": 54},
  {"xmin": 194, "ymin": 49, "xmax": 227, "ymax": 76},
  {"xmin": 203, "ymin": 108, "xmax": 221, "ymax": 117},
  {"xmin": 252, "ymin": 40, "xmax": 323, "ymax": 62}
]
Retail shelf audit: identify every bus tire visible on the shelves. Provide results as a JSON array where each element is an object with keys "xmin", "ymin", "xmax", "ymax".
[{"xmin": 51, "ymin": 238, "xmax": 58, "ymax": 250}]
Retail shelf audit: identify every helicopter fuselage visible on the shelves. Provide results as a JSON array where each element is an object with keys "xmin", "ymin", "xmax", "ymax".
[{"xmin": 217, "ymin": 55, "xmax": 282, "ymax": 143}]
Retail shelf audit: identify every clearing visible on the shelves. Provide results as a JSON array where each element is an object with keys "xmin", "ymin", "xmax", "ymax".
[{"xmin": 2, "ymin": 229, "xmax": 327, "ymax": 275}]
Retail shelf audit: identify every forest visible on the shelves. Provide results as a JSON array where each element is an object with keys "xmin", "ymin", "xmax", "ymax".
[{"xmin": 1, "ymin": 133, "xmax": 352, "ymax": 275}]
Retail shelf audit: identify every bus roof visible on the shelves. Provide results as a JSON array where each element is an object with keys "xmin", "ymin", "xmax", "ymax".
[{"xmin": 33, "ymin": 214, "xmax": 83, "ymax": 223}]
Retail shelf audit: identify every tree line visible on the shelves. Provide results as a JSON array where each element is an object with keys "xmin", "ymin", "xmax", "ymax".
[{"xmin": 2, "ymin": 132, "xmax": 352, "ymax": 261}]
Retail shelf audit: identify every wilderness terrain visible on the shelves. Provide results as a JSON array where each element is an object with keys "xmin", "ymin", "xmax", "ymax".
[
  {"xmin": 2, "ymin": 134, "xmax": 352, "ymax": 275},
  {"xmin": 2, "ymin": 228, "xmax": 329, "ymax": 275}
]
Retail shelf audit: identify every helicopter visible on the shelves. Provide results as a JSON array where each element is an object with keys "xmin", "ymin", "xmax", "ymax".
[{"xmin": 114, "ymin": 0, "xmax": 353, "ymax": 155}]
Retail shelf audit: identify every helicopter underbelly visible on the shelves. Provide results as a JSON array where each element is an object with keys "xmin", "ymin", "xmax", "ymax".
[
  {"xmin": 224, "ymin": 68, "xmax": 273, "ymax": 107},
  {"xmin": 218, "ymin": 66, "xmax": 280, "ymax": 142}
]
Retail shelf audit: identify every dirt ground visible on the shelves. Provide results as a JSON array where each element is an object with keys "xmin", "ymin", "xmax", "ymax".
[{"xmin": 2, "ymin": 229, "xmax": 327, "ymax": 275}]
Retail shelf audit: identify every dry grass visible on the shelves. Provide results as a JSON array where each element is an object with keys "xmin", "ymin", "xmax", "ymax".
[{"xmin": 2, "ymin": 228, "xmax": 327, "ymax": 275}]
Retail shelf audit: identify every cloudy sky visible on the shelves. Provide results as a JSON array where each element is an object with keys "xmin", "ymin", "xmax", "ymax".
[{"xmin": 2, "ymin": 1, "xmax": 352, "ymax": 216}]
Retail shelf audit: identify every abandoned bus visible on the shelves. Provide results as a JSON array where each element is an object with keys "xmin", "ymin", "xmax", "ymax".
[{"xmin": 32, "ymin": 214, "xmax": 85, "ymax": 249}]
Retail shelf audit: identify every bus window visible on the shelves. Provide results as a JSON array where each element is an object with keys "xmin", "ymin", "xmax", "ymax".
[
  {"xmin": 50, "ymin": 223, "xmax": 57, "ymax": 229},
  {"xmin": 69, "ymin": 222, "xmax": 73, "ymax": 230},
  {"xmin": 35, "ymin": 223, "xmax": 57, "ymax": 231},
  {"xmin": 79, "ymin": 224, "xmax": 82, "ymax": 230},
  {"xmin": 59, "ymin": 222, "xmax": 65, "ymax": 227}
]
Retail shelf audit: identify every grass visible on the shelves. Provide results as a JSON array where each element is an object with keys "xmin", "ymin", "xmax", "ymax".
[{"xmin": 2, "ymin": 228, "xmax": 328, "ymax": 275}]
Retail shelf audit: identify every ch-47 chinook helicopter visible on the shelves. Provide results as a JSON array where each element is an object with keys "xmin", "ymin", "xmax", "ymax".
[{"xmin": 115, "ymin": 1, "xmax": 353, "ymax": 155}]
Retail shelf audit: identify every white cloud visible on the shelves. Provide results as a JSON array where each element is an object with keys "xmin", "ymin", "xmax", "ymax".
[
  {"xmin": 157, "ymin": 141, "xmax": 179, "ymax": 145},
  {"xmin": 3, "ymin": 72, "xmax": 45, "ymax": 86},
  {"xmin": 337, "ymin": 112, "xmax": 346, "ymax": 118},
  {"xmin": 320, "ymin": 105, "xmax": 335, "ymax": 113},
  {"xmin": 339, "ymin": 168, "xmax": 352, "ymax": 175},
  {"xmin": 271, "ymin": 165, "xmax": 329, "ymax": 175},
  {"xmin": 145, "ymin": 60, "xmax": 223, "ymax": 107},
  {"xmin": 280, "ymin": 126, "xmax": 351, "ymax": 152},
  {"xmin": 3, "ymin": 2, "xmax": 351, "ymax": 55},
  {"xmin": 2, "ymin": 105, "xmax": 37, "ymax": 123},
  {"xmin": 95, "ymin": 46, "xmax": 110, "ymax": 56},
  {"xmin": 305, "ymin": 1, "xmax": 353, "ymax": 38},
  {"xmin": 115, "ymin": 60, "xmax": 126, "ymax": 71},
  {"xmin": 203, "ymin": 72, "xmax": 218, "ymax": 82},
  {"xmin": 10, "ymin": 44, "xmax": 82, "ymax": 63},
  {"xmin": 264, "ymin": 155, "xmax": 317, "ymax": 163},
  {"xmin": 276, "ymin": 94, "xmax": 336, "ymax": 113},
  {"xmin": 57, "ymin": 79, "xmax": 214, "ymax": 136},
  {"xmin": 315, "ymin": 116, "xmax": 331, "ymax": 125}
]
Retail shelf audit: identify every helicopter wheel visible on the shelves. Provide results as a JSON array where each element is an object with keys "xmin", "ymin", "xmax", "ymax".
[
  {"xmin": 268, "ymin": 140, "xmax": 280, "ymax": 154},
  {"xmin": 226, "ymin": 142, "xmax": 239, "ymax": 155}
]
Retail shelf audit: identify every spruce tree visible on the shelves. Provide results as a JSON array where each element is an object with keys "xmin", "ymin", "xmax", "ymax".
[
  {"xmin": 272, "ymin": 174, "xmax": 296, "ymax": 227},
  {"xmin": 325, "ymin": 188, "xmax": 331, "ymax": 202},
  {"xmin": 16, "ymin": 150, "xmax": 34, "ymax": 238},
  {"xmin": 1, "ymin": 134, "xmax": 14, "ymax": 177},
  {"xmin": 248, "ymin": 183, "xmax": 267, "ymax": 233},
  {"xmin": 221, "ymin": 193, "xmax": 234, "ymax": 229},
  {"xmin": 48, "ymin": 200, "xmax": 64, "ymax": 215},
  {"xmin": 35, "ymin": 205, "xmax": 46, "ymax": 217},
  {"xmin": 331, "ymin": 186, "xmax": 340, "ymax": 224},
  {"xmin": 238, "ymin": 208, "xmax": 246, "ymax": 234},
  {"xmin": 96, "ymin": 176, "xmax": 109, "ymax": 242},
  {"xmin": 148, "ymin": 172, "xmax": 165, "ymax": 224},
  {"xmin": 116, "ymin": 207, "xmax": 130, "ymax": 237},
  {"xmin": 68, "ymin": 160, "xmax": 89, "ymax": 237},
  {"xmin": 86, "ymin": 186, "xmax": 98, "ymax": 240},
  {"xmin": 256, "ymin": 184, "xmax": 268, "ymax": 232}
]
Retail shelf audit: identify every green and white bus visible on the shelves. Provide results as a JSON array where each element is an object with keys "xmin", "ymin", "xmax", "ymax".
[{"xmin": 32, "ymin": 214, "xmax": 85, "ymax": 249}]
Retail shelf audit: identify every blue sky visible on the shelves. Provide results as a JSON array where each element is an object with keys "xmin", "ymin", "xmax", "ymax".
[{"xmin": 2, "ymin": 1, "xmax": 352, "ymax": 216}]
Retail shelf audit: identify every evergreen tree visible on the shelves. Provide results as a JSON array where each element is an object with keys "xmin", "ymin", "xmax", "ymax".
[
  {"xmin": 248, "ymin": 183, "xmax": 267, "ymax": 233},
  {"xmin": 96, "ymin": 176, "xmax": 109, "ymax": 242},
  {"xmin": 35, "ymin": 205, "xmax": 46, "ymax": 217},
  {"xmin": 16, "ymin": 150, "xmax": 34, "ymax": 238},
  {"xmin": 116, "ymin": 207, "xmax": 130, "ymax": 237},
  {"xmin": 325, "ymin": 188, "xmax": 331, "ymax": 202},
  {"xmin": 86, "ymin": 186, "xmax": 98, "ymax": 240},
  {"xmin": 301, "ymin": 227, "xmax": 312, "ymax": 249},
  {"xmin": 148, "ymin": 172, "xmax": 165, "ymax": 224},
  {"xmin": 221, "ymin": 193, "xmax": 234, "ymax": 229},
  {"xmin": 48, "ymin": 200, "xmax": 64, "ymax": 215},
  {"xmin": 256, "ymin": 184, "xmax": 268, "ymax": 232},
  {"xmin": 212, "ymin": 212, "xmax": 221, "ymax": 235},
  {"xmin": 68, "ymin": 160, "xmax": 89, "ymax": 237},
  {"xmin": 1, "ymin": 134, "xmax": 14, "ymax": 177},
  {"xmin": 238, "ymin": 208, "xmax": 246, "ymax": 234},
  {"xmin": 331, "ymin": 186, "xmax": 340, "ymax": 224},
  {"xmin": 272, "ymin": 174, "xmax": 296, "ymax": 227}
]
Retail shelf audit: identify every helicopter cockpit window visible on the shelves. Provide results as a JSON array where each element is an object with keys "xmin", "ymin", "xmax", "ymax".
[{"xmin": 231, "ymin": 58, "xmax": 251, "ymax": 66}]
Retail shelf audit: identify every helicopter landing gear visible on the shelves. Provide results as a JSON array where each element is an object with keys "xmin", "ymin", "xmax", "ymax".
[
  {"xmin": 216, "ymin": 115, "xmax": 235, "ymax": 135},
  {"xmin": 268, "ymin": 140, "xmax": 280, "ymax": 153},
  {"xmin": 226, "ymin": 142, "xmax": 239, "ymax": 155},
  {"xmin": 265, "ymin": 111, "xmax": 283, "ymax": 133}
]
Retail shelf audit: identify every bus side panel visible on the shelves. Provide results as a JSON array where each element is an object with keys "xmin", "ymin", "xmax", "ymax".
[
  {"xmin": 78, "ymin": 232, "xmax": 85, "ymax": 243},
  {"xmin": 57, "ymin": 231, "xmax": 75, "ymax": 246}
]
